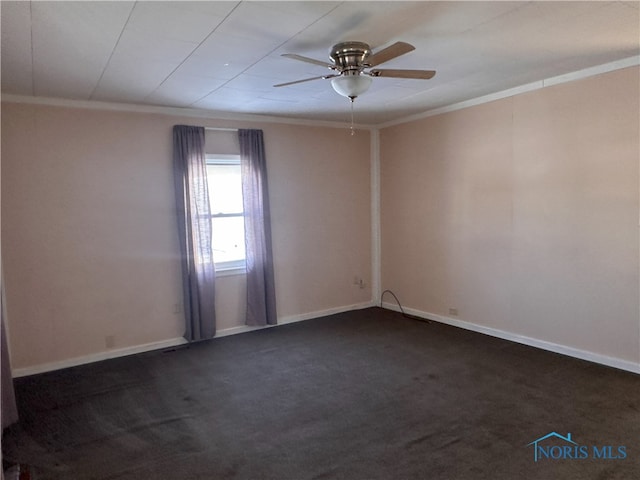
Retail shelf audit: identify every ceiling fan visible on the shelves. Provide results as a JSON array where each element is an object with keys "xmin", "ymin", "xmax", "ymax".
[{"xmin": 274, "ymin": 41, "xmax": 436, "ymax": 101}]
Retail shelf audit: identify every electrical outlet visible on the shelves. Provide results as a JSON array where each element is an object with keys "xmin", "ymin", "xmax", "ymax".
[
  {"xmin": 352, "ymin": 276, "xmax": 366, "ymax": 289},
  {"xmin": 449, "ymin": 308, "xmax": 458, "ymax": 316},
  {"xmin": 105, "ymin": 335, "xmax": 115, "ymax": 349},
  {"xmin": 173, "ymin": 303, "xmax": 182, "ymax": 314}
]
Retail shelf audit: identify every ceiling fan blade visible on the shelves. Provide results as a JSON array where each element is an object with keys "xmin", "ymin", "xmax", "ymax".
[
  {"xmin": 369, "ymin": 69, "xmax": 436, "ymax": 79},
  {"xmin": 367, "ymin": 41, "xmax": 415, "ymax": 67},
  {"xmin": 273, "ymin": 75, "xmax": 338, "ymax": 88},
  {"xmin": 281, "ymin": 53, "xmax": 335, "ymax": 69}
]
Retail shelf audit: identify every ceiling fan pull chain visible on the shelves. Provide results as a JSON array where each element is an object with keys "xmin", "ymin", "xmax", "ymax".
[{"xmin": 350, "ymin": 97, "xmax": 355, "ymax": 136}]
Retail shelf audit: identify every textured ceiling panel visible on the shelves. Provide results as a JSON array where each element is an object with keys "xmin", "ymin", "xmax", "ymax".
[
  {"xmin": 31, "ymin": 1, "xmax": 134, "ymax": 98},
  {"xmin": 1, "ymin": 1, "xmax": 638, "ymax": 125},
  {"xmin": 1, "ymin": 1, "xmax": 33, "ymax": 95}
]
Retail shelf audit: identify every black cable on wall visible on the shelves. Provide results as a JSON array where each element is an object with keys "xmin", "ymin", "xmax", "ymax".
[{"xmin": 380, "ymin": 289, "xmax": 431, "ymax": 324}]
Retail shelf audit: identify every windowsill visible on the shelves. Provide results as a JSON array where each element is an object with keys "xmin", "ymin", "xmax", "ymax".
[{"xmin": 215, "ymin": 266, "xmax": 246, "ymax": 277}]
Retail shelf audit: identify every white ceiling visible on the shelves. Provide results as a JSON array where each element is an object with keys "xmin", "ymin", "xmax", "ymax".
[{"xmin": 2, "ymin": 1, "xmax": 639, "ymax": 125}]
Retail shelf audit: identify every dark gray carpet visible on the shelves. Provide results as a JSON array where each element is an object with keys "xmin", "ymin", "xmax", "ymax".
[{"xmin": 2, "ymin": 308, "xmax": 639, "ymax": 479}]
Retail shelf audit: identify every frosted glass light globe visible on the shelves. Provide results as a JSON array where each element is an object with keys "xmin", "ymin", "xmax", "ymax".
[{"xmin": 331, "ymin": 75, "xmax": 372, "ymax": 98}]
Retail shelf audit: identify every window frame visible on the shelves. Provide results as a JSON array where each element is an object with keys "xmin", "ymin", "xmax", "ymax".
[{"xmin": 205, "ymin": 154, "xmax": 246, "ymax": 275}]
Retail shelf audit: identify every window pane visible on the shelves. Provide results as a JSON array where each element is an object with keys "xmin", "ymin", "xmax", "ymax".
[
  {"xmin": 211, "ymin": 216, "xmax": 245, "ymax": 264},
  {"xmin": 207, "ymin": 164, "xmax": 243, "ymax": 214}
]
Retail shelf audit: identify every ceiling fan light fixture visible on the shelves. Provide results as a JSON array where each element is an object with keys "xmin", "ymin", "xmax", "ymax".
[{"xmin": 330, "ymin": 74, "xmax": 372, "ymax": 99}]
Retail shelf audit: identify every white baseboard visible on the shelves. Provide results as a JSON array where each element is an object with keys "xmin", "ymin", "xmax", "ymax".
[
  {"xmin": 12, "ymin": 337, "xmax": 189, "ymax": 377},
  {"xmin": 279, "ymin": 301, "xmax": 376, "ymax": 325},
  {"xmin": 12, "ymin": 301, "xmax": 375, "ymax": 377},
  {"xmin": 213, "ymin": 301, "xmax": 376, "ymax": 338},
  {"xmin": 381, "ymin": 302, "xmax": 640, "ymax": 375}
]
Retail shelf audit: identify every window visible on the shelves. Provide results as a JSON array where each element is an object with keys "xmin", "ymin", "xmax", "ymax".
[{"xmin": 206, "ymin": 154, "xmax": 245, "ymax": 271}]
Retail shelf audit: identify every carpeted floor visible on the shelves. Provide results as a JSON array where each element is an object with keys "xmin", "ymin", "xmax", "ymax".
[{"xmin": 2, "ymin": 307, "xmax": 639, "ymax": 479}]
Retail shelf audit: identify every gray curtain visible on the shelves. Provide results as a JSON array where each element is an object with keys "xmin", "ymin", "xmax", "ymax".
[
  {"xmin": 2, "ymin": 271, "xmax": 18, "ymax": 430},
  {"xmin": 173, "ymin": 125, "xmax": 216, "ymax": 341},
  {"xmin": 239, "ymin": 129, "xmax": 277, "ymax": 326},
  {"xmin": 1, "ymin": 319, "xmax": 18, "ymax": 430}
]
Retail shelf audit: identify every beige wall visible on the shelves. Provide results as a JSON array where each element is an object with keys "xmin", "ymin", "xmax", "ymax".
[
  {"xmin": 380, "ymin": 66, "xmax": 640, "ymax": 364},
  {"xmin": 3, "ymin": 65, "xmax": 638, "ymax": 373},
  {"xmin": 1, "ymin": 104, "xmax": 372, "ymax": 369}
]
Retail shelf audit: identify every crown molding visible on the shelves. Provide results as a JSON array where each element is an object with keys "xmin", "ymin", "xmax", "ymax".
[
  {"xmin": 2, "ymin": 55, "xmax": 638, "ymax": 132},
  {"xmin": 0, "ymin": 94, "xmax": 375, "ymax": 131},
  {"xmin": 378, "ymin": 55, "xmax": 640, "ymax": 129}
]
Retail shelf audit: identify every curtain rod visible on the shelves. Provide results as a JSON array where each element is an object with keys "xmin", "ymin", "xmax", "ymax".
[{"xmin": 205, "ymin": 127, "xmax": 238, "ymax": 132}]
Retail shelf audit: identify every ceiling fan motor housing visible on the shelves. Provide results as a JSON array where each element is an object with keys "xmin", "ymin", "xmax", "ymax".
[
  {"xmin": 275, "ymin": 40, "xmax": 435, "ymax": 94},
  {"xmin": 329, "ymin": 41, "xmax": 371, "ymax": 73}
]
